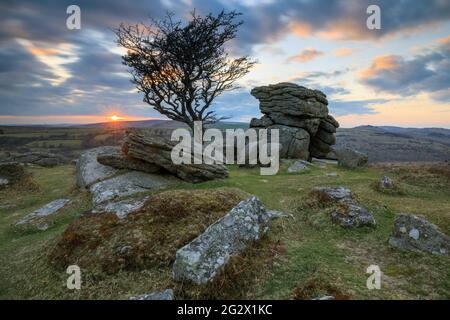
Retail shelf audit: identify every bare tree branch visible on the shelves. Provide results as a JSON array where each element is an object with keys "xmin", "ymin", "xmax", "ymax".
[{"xmin": 115, "ymin": 10, "xmax": 255, "ymax": 130}]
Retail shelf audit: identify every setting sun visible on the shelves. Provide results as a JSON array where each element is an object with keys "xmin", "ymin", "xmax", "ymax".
[{"xmin": 109, "ymin": 115, "xmax": 121, "ymax": 121}]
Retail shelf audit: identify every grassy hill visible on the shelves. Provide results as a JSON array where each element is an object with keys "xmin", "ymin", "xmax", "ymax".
[
  {"xmin": 1, "ymin": 162, "xmax": 449, "ymax": 299},
  {"xmin": 335, "ymin": 126, "xmax": 450, "ymax": 162}
]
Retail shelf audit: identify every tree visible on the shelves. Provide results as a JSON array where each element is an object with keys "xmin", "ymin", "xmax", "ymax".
[{"xmin": 116, "ymin": 10, "xmax": 255, "ymax": 131}]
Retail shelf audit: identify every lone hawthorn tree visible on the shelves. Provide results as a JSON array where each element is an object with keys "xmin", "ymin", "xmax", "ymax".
[{"xmin": 116, "ymin": 10, "xmax": 255, "ymax": 131}]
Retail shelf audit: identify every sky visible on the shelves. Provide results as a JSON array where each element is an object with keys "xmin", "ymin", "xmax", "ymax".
[{"xmin": 0, "ymin": 0, "xmax": 450, "ymax": 128}]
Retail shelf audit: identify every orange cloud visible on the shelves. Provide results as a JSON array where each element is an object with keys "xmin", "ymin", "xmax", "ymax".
[
  {"xmin": 288, "ymin": 21, "xmax": 313, "ymax": 37},
  {"xmin": 287, "ymin": 48, "xmax": 324, "ymax": 63},
  {"xmin": 317, "ymin": 19, "xmax": 373, "ymax": 41},
  {"xmin": 359, "ymin": 55, "xmax": 401, "ymax": 78},
  {"xmin": 437, "ymin": 35, "xmax": 450, "ymax": 44},
  {"xmin": 333, "ymin": 47, "xmax": 357, "ymax": 57},
  {"xmin": 29, "ymin": 47, "xmax": 59, "ymax": 56}
]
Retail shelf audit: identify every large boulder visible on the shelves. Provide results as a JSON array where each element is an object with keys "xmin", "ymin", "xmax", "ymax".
[
  {"xmin": 389, "ymin": 214, "xmax": 450, "ymax": 255},
  {"xmin": 335, "ymin": 147, "xmax": 368, "ymax": 169},
  {"xmin": 251, "ymin": 82, "xmax": 329, "ymax": 118},
  {"xmin": 96, "ymin": 148, "xmax": 160, "ymax": 174},
  {"xmin": 265, "ymin": 113, "xmax": 321, "ymax": 136},
  {"xmin": 172, "ymin": 196, "xmax": 272, "ymax": 284},
  {"xmin": 249, "ymin": 115, "xmax": 273, "ymax": 128},
  {"xmin": 249, "ymin": 82, "xmax": 339, "ymax": 160},
  {"xmin": 267, "ymin": 125, "xmax": 310, "ymax": 159},
  {"xmin": 76, "ymin": 147, "xmax": 120, "ymax": 189},
  {"xmin": 123, "ymin": 129, "xmax": 228, "ymax": 183}
]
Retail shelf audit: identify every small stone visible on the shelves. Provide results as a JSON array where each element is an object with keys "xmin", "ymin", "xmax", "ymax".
[
  {"xmin": 287, "ymin": 160, "xmax": 309, "ymax": 173},
  {"xmin": 0, "ymin": 177, "xmax": 10, "ymax": 188},
  {"xmin": 409, "ymin": 228, "xmax": 420, "ymax": 240},
  {"xmin": 380, "ymin": 176, "xmax": 395, "ymax": 189},
  {"xmin": 326, "ymin": 172, "xmax": 337, "ymax": 177},
  {"xmin": 16, "ymin": 199, "xmax": 71, "ymax": 226},
  {"xmin": 129, "ymin": 289, "xmax": 174, "ymax": 300}
]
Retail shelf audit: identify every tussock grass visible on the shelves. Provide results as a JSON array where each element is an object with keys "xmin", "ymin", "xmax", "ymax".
[{"xmin": 49, "ymin": 188, "xmax": 249, "ymax": 274}]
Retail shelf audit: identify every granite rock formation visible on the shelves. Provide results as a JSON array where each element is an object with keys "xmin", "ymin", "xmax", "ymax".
[{"xmin": 250, "ymin": 83, "xmax": 339, "ymax": 160}]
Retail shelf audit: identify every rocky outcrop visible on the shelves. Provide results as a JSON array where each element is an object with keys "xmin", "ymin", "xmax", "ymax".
[
  {"xmin": 310, "ymin": 187, "xmax": 376, "ymax": 228},
  {"xmin": 96, "ymin": 148, "xmax": 160, "ymax": 174},
  {"xmin": 335, "ymin": 147, "xmax": 368, "ymax": 169},
  {"xmin": 7, "ymin": 152, "xmax": 68, "ymax": 167},
  {"xmin": 250, "ymin": 83, "xmax": 339, "ymax": 160},
  {"xmin": 16, "ymin": 199, "xmax": 71, "ymax": 230},
  {"xmin": 172, "ymin": 196, "xmax": 272, "ymax": 284},
  {"xmin": 389, "ymin": 214, "xmax": 450, "ymax": 255},
  {"xmin": 123, "ymin": 128, "xmax": 228, "ymax": 183},
  {"xmin": 129, "ymin": 289, "xmax": 174, "ymax": 300},
  {"xmin": 76, "ymin": 147, "xmax": 120, "ymax": 189}
]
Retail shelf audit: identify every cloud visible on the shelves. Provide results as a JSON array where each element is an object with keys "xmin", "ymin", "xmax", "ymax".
[
  {"xmin": 360, "ymin": 41, "xmax": 450, "ymax": 101},
  {"xmin": 287, "ymin": 48, "xmax": 324, "ymax": 63},
  {"xmin": 333, "ymin": 48, "xmax": 357, "ymax": 57},
  {"xmin": 0, "ymin": 0, "xmax": 449, "ymax": 124},
  {"xmin": 438, "ymin": 35, "xmax": 450, "ymax": 44},
  {"xmin": 289, "ymin": 69, "xmax": 351, "ymax": 98},
  {"xmin": 330, "ymin": 99, "xmax": 387, "ymax": 116}
]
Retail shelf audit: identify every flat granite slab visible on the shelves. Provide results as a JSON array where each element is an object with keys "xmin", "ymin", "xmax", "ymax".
[{"xmin": 90, "ymin": 171, "xmax": 179, "ymax": 205}]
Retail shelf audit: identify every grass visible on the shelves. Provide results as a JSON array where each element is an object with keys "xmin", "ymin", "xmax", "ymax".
[{"xmin": 0, "ymin": 162, "xmax": 449, "ymax": 299}]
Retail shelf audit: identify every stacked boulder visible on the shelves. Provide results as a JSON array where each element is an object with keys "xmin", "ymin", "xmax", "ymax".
[{"xmin": 250, "ymin": 82, "xmax": 339, "ymax": 159}]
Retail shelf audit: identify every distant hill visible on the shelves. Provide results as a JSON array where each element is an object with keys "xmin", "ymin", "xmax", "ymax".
[
  {"xmin": 76, "ymin": 119, "xmax": 248, "ymax": 130},
  {"xmin": 1, "ymin": 121, "xmax": 448, "ymax": 163},
  {"xmin": 336, "ymin": 126, "xmax": 450, "ymax": 162}
]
